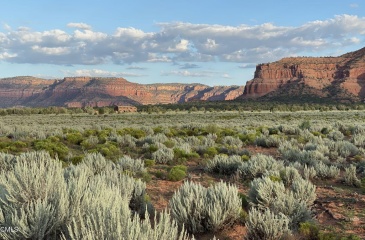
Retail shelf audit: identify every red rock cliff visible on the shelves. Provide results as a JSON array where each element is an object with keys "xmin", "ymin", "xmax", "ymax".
[
  {"xmin": 0, "ymin": 76, "xmax": 245, "ymax": 107},
  {"xmin": 244, "ymin": 47, "xmax": 365, "ymax": 99}
]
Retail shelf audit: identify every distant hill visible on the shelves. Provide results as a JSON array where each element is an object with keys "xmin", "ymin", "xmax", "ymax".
[{"xmin": 0, "ymin": 76, "xmax": 244, "ymax": 108}]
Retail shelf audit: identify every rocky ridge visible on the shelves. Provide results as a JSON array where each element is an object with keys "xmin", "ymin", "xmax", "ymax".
[
  {"xmin": 243, "ymin": 47, "xmax": 365, "ymax": 100},
  {"xmin": 0, "ymin": 76, "xmax": 244, "ymax": 108}
]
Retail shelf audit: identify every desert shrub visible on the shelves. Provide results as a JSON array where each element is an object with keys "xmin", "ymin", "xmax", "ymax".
[
  {"xmin": 303, "ymin": 165, "xmax": 317, "ymax": 180},
  {"xmin": 65, "ymin": 132, "xmax": 84, "ymax": 145},
  {"xmin": 352, "ymin": 134, "xmax": 365, "ymax": 147},
  {"xmin": 81, "ymin": 135, "xmax": 100, "ymax": 148},
  {"xmin": 201, "ymin": 146, "xmax": 217, "ymax": 157},
  {"xmin": 0, "ymin": 152, "xmax": 16, "ymax": 171},
  {"xmin": 298, "ymin": 221, "xmax": 320, "ymax": 239},
  {"xmin": 115, "ymin": 155, "xmax": 146, "ymax": 176},
  {"xmin": 92, "ymin": 142, "xmax": 120, "ymax": 159},
  {"xmin": 222, "ymin": 136, "xmax": 243, "ymax": 148},
  {"xmin": 334, "ymin": 141, "xmax": 359, "ymax": 158},
  {"xmin": 184, "ymin": 136, "xmax": 201, "ymax": 149},
  {"xmin": 81, "ymin": 152, "xmax": 114, "ymax": 174},
  {"xmin": 344, "ymin": 165, "xmax": 361, "ymax": 187},
  {"xmin": 239, "ymin": 154, "xmax": 284, "ymax": 179},
  {"xmin": 0, "ymin": 151, "xmax": 68, "ymax": 240},
  {"xmin": 254, "ymin": 135, "xmax": 281, "ymax": 148},
  {"xmin": 299, "ymin": 120, "xmax": 311, "ymax": 130},
  {"xmin": 112, "ymin": 134, "xmax": 137, "ymax": 148},
  {"xmin": 206, "ymin": 154, "xmax": 243, "ymax": 175},
  {"xmin": 248, "ymin": 172, "xmax": 315, "ymax": 230},
  {"xmin": 245, "ymin": 207, "xmax": 291, "ymax": 240},
  {"xmin": 63, "ymin": 166, "xmax": 189, "ymax": 240},
  {"xmin": 280, "ymin": 166, "xmax": 302, "ymax": 187},
  {"xmin": 314, "ymin": 162, "xmax": 340, "ymax": 179},
  {"xmin": 144, "ymin": 159, "xmax": 155, "ymax": 167},
  {"xmin": 167, "ymin": 165, "xmax": 187, "ymax": 181},
  {"xmin": 152, "ymin": 147, "xmax": 174, "ymax": 164},
  {"xmin": 33, "ymin": 138, "xmax": 69, "ymax": 160},
  {"xmin": 248, "ymin": 176, "xmax": 286, "ymax": 208},
  {"xmin": 328, "ymin": 130, "xmax": 344, "ymax": 141},
  {"xmin": 169, "ymin": 181, "xmax": 241, "ymax": 233}
]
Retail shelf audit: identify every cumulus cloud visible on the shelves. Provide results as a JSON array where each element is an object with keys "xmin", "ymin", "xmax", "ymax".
[
  {"xmin": 238, "ymin": 63, "xmax": 256, "ymax": 69},
  {"xmin": 67, "ymin": 22, "xmax": 92, "ymax": 30},
  {"xmin": 0, "ymin": 14, "xmax": 364, "ymax": 66},
  {"xmin": 61, "ymin": 69, "xmax": 145, "ymax": 77},
  {"xmin": 126, "ymin": 66, "xmax": 147, "ymax": 70},
  {"xmin": 161, "ymin": 70, "xmax": 212, "ymax": 78}
]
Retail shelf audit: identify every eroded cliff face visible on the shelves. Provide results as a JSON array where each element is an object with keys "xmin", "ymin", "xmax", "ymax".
[
  {"xmin": 244, "ymin": 47, "xmax": 365, "ymax": 99},
  {"xmin": 0, "ymin": 76, "xmax": 244, "ymax": 108}
]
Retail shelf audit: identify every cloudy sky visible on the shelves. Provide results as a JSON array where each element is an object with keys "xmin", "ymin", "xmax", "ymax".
[{"xmin": 0, "ymin": 1, "xmax": 364, "ymax": 85}]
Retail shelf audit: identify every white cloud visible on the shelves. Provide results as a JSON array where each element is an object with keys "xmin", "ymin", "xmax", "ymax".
[
  {"xmin": 350, "ymin": 3, "xmax": 359, "ymax": 8},
  {"xmin": 162, "ymin": 70, "xmax": 212, "ymax": 78},
  {"xmin": 221, "ymin": 73, "xmax": 231, "ymax": 79},
  {"xmin": 0, "ymin": 52, "xmax": 17, "ymax": 59},
  {"xmin": 0, "ymin": 14, "xmax": 364, "ymax": 66},
  {"xmin": 32, "ymin": 45, "xmax": 70, "ymax": 55},
  {"xmin": 67, "ymin": 22, "xmax": 92, "ymax": 30},
  {"xmin": 61, "ymin": 69, "xmax": 145, "ymax": 77},
  {"xmin": 74, "ymin": 29, "xmax": 107, "ymax": 41}
]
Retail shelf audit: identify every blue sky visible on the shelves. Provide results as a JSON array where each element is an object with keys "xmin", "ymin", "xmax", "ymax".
[{"xmin": 0, "ymin": 1, "xmax": 364, "ymax": 86}]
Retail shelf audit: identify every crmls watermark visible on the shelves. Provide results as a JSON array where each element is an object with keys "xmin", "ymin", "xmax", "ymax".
[{"xmin": 0, "ymin": 227, "xmax": 20, "ymax": 233}]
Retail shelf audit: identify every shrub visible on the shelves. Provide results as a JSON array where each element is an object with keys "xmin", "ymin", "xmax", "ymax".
[
  {"xmin": 248, "ymin": 173, "xmax": 315, "ymax": 230},
  {"xmin": 298, "ymin": 221, "xmax": 320, "ymax": 239},
  {"xmin": 63, "ymin": 166, "xmax": 189, "ymax": 240},
  {"xmin": 206, "ymin": 154, "xmax": 243, "ymax": 175},
  {"xmin": 344, "ymin": 165, "xmax": 361, "ymax": 187},
  {"xmin": 115, "ymin": 155, "xmax": 146, "ymax": 176},
  {"xmin": 169, "ymin": 181, "xmax": 241, "ymax": 233},
  {"xmin": 33, "ymin": 138, "xmax": 69, "ymax": 160},
  {"xmin": 167, "ymin": 165, "xmax": 187, "ymax": 181},
  {"xmin": 66, "ymin": 132, "xmax": 84, "ymax": 145},
  {"xmin": 222, "ymin": 136, "xmax": 243, "ymax": 148},
  {"xmin": 239, "ymin": 154, "xmax": 284, "ymax": 179},
  {"xmin": 254, "ymin": 135, "xmax": 281, "ymax": 148},
  {"xmin": 0, "ymin": 151, "xmax": 68, "ymax": 240},
  {"xmin": 144, "ymin": 159, "xmax": 155, "ymax": 167},
  {"xmin": 314, "ymin": 162, "xmax": 340, "ymax": 179},
  {"xmin": 245, "ymin": 207, "xmax": 291, "ymax": 240},
  {"xmin": 152, "ymin": 147, "xmax": 174, "ymax": 164}
]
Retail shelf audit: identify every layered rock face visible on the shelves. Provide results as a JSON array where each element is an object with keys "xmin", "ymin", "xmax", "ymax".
[
  {"xmin": 0, "ymin": 76, "xmax": 244, "ymax": 108},
  {"xmin": 244, "ymin": 47, "xmax": 365, "ymax": 99}
]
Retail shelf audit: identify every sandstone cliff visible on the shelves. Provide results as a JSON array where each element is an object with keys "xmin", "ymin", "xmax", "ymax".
[
  {"xmin": 244, "ymin": 47, "xmax": 365, "ymax": 100},
  {"xmin": 0, "ymin": 76, "xmax": 244, "ymax": 108}
]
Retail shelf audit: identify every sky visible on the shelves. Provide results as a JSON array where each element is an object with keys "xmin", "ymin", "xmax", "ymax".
[{"xmin": 0, "ymin": 0, "xmax": 365, "ymax": 86}]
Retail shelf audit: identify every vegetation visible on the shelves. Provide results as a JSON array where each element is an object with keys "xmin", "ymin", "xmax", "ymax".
[{"xmin": 0, "ymin": 107, "xmax": 364, "ymax": 239}]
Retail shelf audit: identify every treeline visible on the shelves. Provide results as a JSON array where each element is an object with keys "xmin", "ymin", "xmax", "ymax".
[
  {"xmin": 139, "ymin": 100, "xmax": 365, "ymax": 113},
  {"xmin": 1, "ymin": 100, "xmax": 365, "ymax": 116},
  {"xmin": 0, "ymin": 106, "xmax": 115, "ymax": 116}
]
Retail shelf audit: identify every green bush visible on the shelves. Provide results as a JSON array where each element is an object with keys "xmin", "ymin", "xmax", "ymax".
[
  {"xmin": 298, "ymin": 221, "xmax": 319, "ymax": 240},
  {"xmin": 204, "ymin": 147, "xmax": 218, "ymax": 157},
  {"xmin": 144, "ymin": 159, "xmax": 155, "ymax": 167},
  {"xmin": 33, "ymin": 138, "xmax": 69, "ymax": 160},
  {"xmin": 167, "ymin": 165, "xmax": 187, "ymax": 181},
  {"xmin": 65, "ymin": 132, "xmax": 84, "ymax": 145}
]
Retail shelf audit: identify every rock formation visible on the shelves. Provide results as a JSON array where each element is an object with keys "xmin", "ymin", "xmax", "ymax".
[
  {"xmin": 244, "ymin": 46, "xmax": 365, "ymax": 100},
  {"xmin": 0, "ymin": 76, "xmax": 244, "ymax": 108}
]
